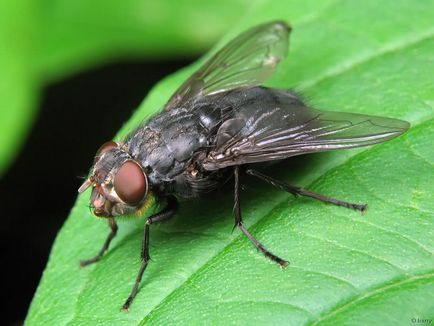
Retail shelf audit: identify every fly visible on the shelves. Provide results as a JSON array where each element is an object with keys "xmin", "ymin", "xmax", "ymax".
[{"xmin": 78, "ymin": 21, "xmax": 410, "ymax": 310}]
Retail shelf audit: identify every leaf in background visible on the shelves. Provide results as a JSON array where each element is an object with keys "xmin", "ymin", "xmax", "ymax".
[
  {"xmin": 26, "ymin": 0, "xmax": 434, "ymax": 325},
  {"xmin": 37, "ymin": 0, "xmax": 251, "ymax": 82},
  {"xmin": 0, "ymin": 0, "xmax": 38, "ymax": 177}
]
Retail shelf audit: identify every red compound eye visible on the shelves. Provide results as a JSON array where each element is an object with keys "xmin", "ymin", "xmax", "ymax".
[
  {"xmin": 94, "ymin": 140, "xmax": 118, "ymax": 163},
  {"xmin": 114, "ymin": 161, "xmax": 147, "ymax": 205}
]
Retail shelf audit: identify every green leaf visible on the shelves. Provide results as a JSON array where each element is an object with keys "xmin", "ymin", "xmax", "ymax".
[
  {"xmin": 0, "ymin": 0, "xmax": 39, "ymax": 177},
  {"xmin": 26, "ymin": 0, "xmax": 434, "ymax": 325},
  {"xmin": 37, "ymin": 0, "xmax": 251, "ymax": 82}
]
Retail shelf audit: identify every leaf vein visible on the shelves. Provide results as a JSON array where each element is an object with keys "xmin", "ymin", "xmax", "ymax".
[
  {"xmin": 299, "ymin": 232, "xmax": 407, "ymax": 274},
  {"xmin": 309, "ymin": 272, "xmax": 434, "ymax": 325},
  {"xmin": 290, "ymin": 265, "xmax": 359, "ymax": 291}
]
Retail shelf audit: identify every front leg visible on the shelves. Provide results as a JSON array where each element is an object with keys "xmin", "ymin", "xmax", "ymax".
[
  {"xmin": 80, "ymin": 218, "xmax": 118, "ymax": 267},
  {"xmin": 122, "ymin": 196, "xmax": 178, "ymax": 311}
]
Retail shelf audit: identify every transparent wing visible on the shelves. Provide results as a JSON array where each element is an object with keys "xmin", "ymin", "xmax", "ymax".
[
  {"xmin": 202, "ymin": 103, "xmax": 410, "ymax": 170},
  {"xmin": 165, "ymin": 21, "xmax": 291, "ymax": 111}
]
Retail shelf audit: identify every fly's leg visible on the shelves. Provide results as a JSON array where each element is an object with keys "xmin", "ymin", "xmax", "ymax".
[
  {"xmin": 122, "ymin": 196, "xmax": 178, "ymax": 311},
  {"xmin": 80, "ymin": 218, "xmax": 118, "ymax": 267},
  {"xmin": 234, "ymin": 166, "xmax": 289, "ymax": 268},
  {"xmin": 246, "ymin": 169, "xmax": 367, "ymax": 213}
]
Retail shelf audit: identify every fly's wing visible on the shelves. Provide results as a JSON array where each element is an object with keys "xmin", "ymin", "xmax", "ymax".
[
  {"xmin": 164, "ymin": 21, "xmax": 290, "ymax": 111},
  {"xmin": 201, "ymin": 91, "xmax": 410, "ymax": 170}
]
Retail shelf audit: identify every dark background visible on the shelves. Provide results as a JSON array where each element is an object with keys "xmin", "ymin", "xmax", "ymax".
[{"xmin": 0, "ymin": 58, "xmax": 193, "ymax": 325}]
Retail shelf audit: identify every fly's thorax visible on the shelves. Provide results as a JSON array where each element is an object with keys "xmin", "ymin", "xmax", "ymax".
[
  {"xmin": 124, "ymin": 109, "xmax": 212, "ymax": 182},
  {"xmin": 78, "ymin": 142, "xmax": 151, "ymax": 218}
]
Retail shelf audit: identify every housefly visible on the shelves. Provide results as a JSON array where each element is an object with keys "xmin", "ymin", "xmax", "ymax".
[{"xmin": 78, "ymin": 21, "xmax": 410, "ymax": 310}]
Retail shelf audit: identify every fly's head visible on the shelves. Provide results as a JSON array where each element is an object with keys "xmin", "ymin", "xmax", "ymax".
[{"xmin": 78, "ymin": 141, "xmax": 149, "ymax": 218}]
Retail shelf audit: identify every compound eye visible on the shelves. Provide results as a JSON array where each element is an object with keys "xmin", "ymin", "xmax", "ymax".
[
  {"xmin": 114, "ymin": 161, "xmax": 147, "ymax": 205},
  {"xmin": 94, "ymin": 141, "xmax": 118, "ymax": 163}
]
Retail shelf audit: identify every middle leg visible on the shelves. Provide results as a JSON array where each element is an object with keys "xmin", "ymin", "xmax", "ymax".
[{"xmin": 233, "ymin": 166, "xmax": 288, "ymax": 268}]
